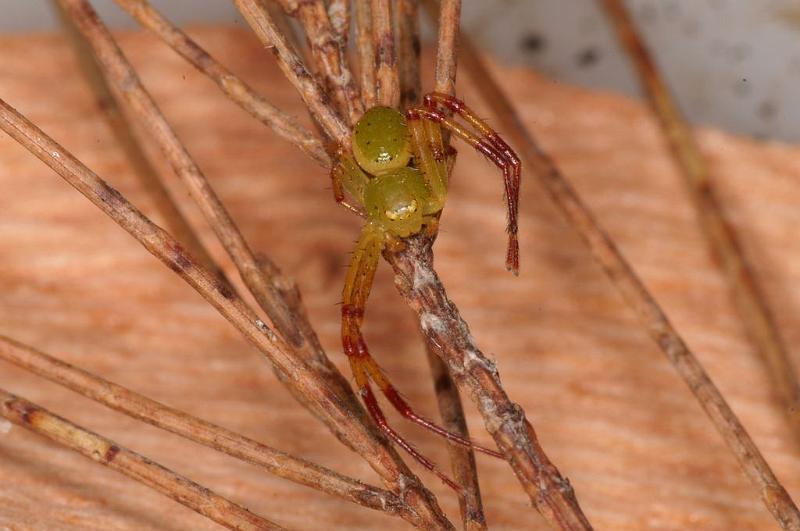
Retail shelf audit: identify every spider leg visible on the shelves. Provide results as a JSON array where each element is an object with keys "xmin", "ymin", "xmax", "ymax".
[
  {"xmin": 342, "ymin": 225, "xmax": 502, "ymax": 489},
  {"xmin": 406, "ymin": 116, "xmax": 448, "ymax": 213},
  {"xmin": 410, "ymin": 95, "xmax": 521, "ymax": 274},
  {"xmin": 330, "ymin": 152, "xmax": 368, "ymax": 218}
]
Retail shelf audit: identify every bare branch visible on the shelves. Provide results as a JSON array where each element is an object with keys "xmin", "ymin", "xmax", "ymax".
[
  {"xmin": 397, "ymin": 0, "xmax": 422, "ymax": 109},
  {"xmin": 599, "ymin": 0, "xmax": 800, "ymax": 446},
  {"xmin": 371, "ymin": 0, "xmax": 400, "ymax": 107},
  {"xmin": 0, "ymin": 96, "xmax": 454, "ymax": 530},
  {"xmin": 456, "ymin": 31, "xmax": 800, "ymax": 531},
  {"xmin": 60, "ymin": 0, "xmax": 307, "ymax": 350},
  {"xmin": 426, "ymin": 346, "xmax": 487, "ymax": 531},
  {"xmin": 328, "ymin": 0, "xmax": 351, "ymax": 48},
  {"xmin": 0, "ymin": 389, "xmax": 283, "ymax": 531},
  {"xmin": 385, "ymin": 238, "xmax": 593, "ymax": 530},
  {"xmin": 112, "ymin": 0, "xmax": 329, "ymax": 167},
  {"xmin": 232, "ymin": 0, "xmax": 351, "ymax": 147},
  {"xmin": 0, "ymin": 334, "xmax": 418, "ymax": 524},
  {"xmin": 274, "ymin": 0, "xmax": 362, "ymax": 124},
  {"xmin": 433, "ymin": 0, "xmax": 460, "ymax": 96},
  {"xmin": 52, "ymin": 0, "xmax": 224, "ymax": 270},
  {"xmin": 354, "ymin": 0, "xmax": 377, "ymax": 108},
  {"xmin": 403, "ymin": 1, "xmax": 485, "ymax": 526}
]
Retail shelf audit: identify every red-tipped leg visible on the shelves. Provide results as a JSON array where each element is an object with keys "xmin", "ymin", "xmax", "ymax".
[
  {"xmin": 341, "ymin": 225, "xmax": 503, "ymax": 490},
  {"xmin": 408, "ymin": 93, "xmax": 522, "ymax": 274}
]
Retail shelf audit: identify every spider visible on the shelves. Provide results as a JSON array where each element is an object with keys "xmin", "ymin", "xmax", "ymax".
[{"xmin": 331, "ymin": 92, "xmax": 522, "ymax": 489}]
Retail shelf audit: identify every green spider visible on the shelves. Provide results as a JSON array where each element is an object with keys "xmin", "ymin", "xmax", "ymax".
[{"xmin": 331, "ymin": 92, "xmax": 521, "ymax": 489}]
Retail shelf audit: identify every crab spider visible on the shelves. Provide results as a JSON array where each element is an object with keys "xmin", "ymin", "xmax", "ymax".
[{"xmin": 331, "ymin": 92, "xmax": 521, "ymax": 489}]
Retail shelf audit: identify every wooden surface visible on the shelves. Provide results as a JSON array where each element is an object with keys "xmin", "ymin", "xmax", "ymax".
[{"xmin": 1, "ymin": 26, "xmax": 800, "ymax": 530}]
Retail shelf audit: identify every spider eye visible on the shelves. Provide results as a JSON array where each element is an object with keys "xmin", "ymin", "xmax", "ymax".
[{"xmin": 352, "ymin": 106, "xmax": 412, "ymax": 175}]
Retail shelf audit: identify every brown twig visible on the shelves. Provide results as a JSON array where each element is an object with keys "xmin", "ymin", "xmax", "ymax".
[
  {"xmin": 71, "ymin": 0, "xmax": 368, "ymax": 443},
  {"xmin": 598, "ymin": 0, "xmax": 800, "ymax": 445},
  {"xmin": 396, "ymin": 0, "xmax": 422, "ymax": 109},
  {"xmin": 274, "ymin": 0, "xmax": 362, "ymax": 125},
  {"xmin": 327, "ymin": 0, "xmax": 351, "ymax": 48},
  {"xmin": 353, "ymin": 0, "xmax": 377, "ymax": 109},
  {"xmin": 50, "ymin": 4, "xmax": 452, "ymax": 526},
  {"xmin": 232, "ymin": 0, "xmax": 351, "ymax": 147},
  {"xmin": 455, "ymin": 32, "xmax": 800, "ymax": 531},
  {"xmin": 60, "ymin": 0, "xmax": 309, "ymax": 352},
  {"xmin": 0, "ymin": 97, "xmax": 454, "ymax": 530},
  {"xmin": 432, "ymin": 0, "xmax": 460, "ymax": 96},
  {"xmin": 370, "ymin": 0, "xmax": 400, "ymax": 107},
  {"xmin": 400, "ymin": 1, "xmax": 486, "ymax": 526},
  {"xmin": 0, "ymin": 389, "xmax": 282, "ymax": 531},
  {"xmin": 51, "ymin": 0, "xmax": 223, "ymax": 271},
  {"xmin": 385, "ymin": 238, "xmax": 593, "ymax": 530},
  {"xmin": 426, "ymin": 346, "xmax": 487, "ymax": 531},
  {"xmin": 0, "ymin": 334, "xmax": 417, "ymax": 524},
  {"xmin": 111, "ymin": 0, "xmax": 328, "ymax": 167}
]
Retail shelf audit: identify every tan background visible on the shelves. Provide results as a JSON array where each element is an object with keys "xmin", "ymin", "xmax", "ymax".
[{"xmin": 1, "ymin": 26, "xmax": 800, "ymax": 530}]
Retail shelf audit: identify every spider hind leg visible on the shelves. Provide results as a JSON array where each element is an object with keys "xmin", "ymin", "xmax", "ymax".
[{"xmin": 342, "ymin": 224, "xmax": 502, "ymax": 490}]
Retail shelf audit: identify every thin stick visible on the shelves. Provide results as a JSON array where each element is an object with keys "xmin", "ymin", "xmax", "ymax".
[
  {"xmin": 0, "ymin": 389, "xmax": 282, "ymax": 531},
  {"xmin": 327, "ymin": 0, "xmax": 351, "ymax": 49},
  {"xmin": 0, "ymin": 97, "xmax": 454, "ymax": 530},
  {"xmin": 0, "ymin": 335, "xmax": 417, "ymax": 524},
  {"xmin": 52, "ymin": 0, "xmax": 223, "ymax": 271},
  {"xmin": 386, "ymin": 239, "xmax": 593, "ymax": 530},
  {"xmin": 354, "ymin": 0, "xmax": 377, "ymax": 108},
  {"xmin": 401, "ymin": 0, "xmax": 485, "ymax": 525},
  {"xmin": 60, "ymin": 0, "xmax": 305, "ymax": 350},
  {"xmin": 72, "ymin": 0, "xmax": 369, "ymax": 437},
  {"xmin": 455, "ymin": 32, "xmax": 800, "ymax": 531},
  {"xmin": 232, "ymin": 0, "xmax": 351, "ymax": 147},
  {"xmin": 433, "ymin": 0, "xmax": 460, "ymax": 96},
  {"xmin": 426, "ymin": 346, "xmax": 487, "ymax": 531},
  {"xmin": 112, "ymin": 0, "xmax": 328, "ymax": 167},
  {"xmin": 397, "ymin": 0, "xmax": 422, "ymax": 109},
  {"xmin": 275, "ymin": 0, "xmax": 362, "ymax": 124},
  {"xmin": 370, "ymin": 0, "xmax": 400, "ymax": 107},
  {"xmin": 598, "ymin": 0, "xmax": 800, "ymax": 445}
]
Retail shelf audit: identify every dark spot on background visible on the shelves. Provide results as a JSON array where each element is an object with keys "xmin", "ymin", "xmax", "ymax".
[
  {"xmin": 521, "ymin": 33, "xmax": 546, "ymax": 53},
  {"xmin": 733, "ymin": 78, "xmax": 751, "ymax": 97},
  {"xmin": 576, "ymin": 47, "xmax": 600, "ymax": 67},
  {"xmin": 758, "ymin": 100, "xmax": 777, "ymax": 121}
]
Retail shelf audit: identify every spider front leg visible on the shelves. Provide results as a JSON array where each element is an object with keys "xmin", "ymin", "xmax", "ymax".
[{"xmin": 407, "ymin": 95, "xmax": 521, "ymax": 274}]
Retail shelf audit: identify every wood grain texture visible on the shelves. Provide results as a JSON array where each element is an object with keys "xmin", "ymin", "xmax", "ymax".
[{"xmin": 1, "ymin": 26, "xmax": 800, "ymax": 530}]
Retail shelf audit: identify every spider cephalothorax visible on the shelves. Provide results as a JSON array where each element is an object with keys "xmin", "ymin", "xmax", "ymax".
[{"xmin": 331, "ymin": 93, "xmax": 521, "ymax": 489}]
